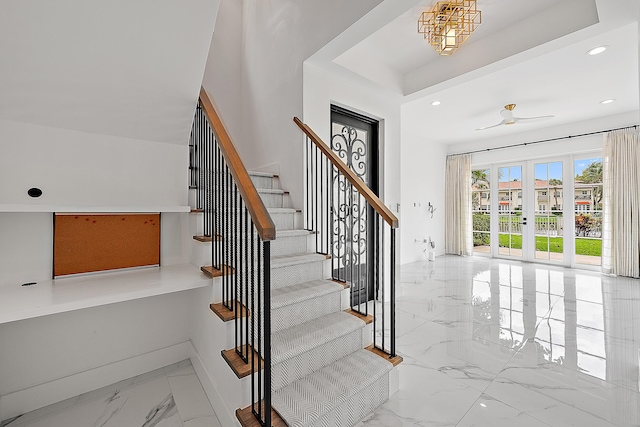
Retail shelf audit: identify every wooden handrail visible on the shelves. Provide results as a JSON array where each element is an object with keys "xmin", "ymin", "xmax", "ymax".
[
  {"xmin": 293, "ymin": 117, "xmax": 399, "ymax": 229},
  {"xmin": 199, "ymin": 88, "xmax": 276, "ymax": 241}
]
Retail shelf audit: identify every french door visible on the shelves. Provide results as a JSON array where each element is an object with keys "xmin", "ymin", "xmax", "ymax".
[
  {"xmin": 479, "ymin": 158, "xmax": 571, "ymax": 265},
  {"xmin": 473, "ymin": 155, "xmax": 603, "ymax": 268}
]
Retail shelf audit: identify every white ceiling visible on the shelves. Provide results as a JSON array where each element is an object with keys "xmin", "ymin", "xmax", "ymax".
[
  {"xmin": 313, "ymin": 0, "xmax": 640, "ymax": 146},
  {"xmin": 0, "ymin": 0, "xmax": 219, "ymax": 145},
  {"xmin": 403, "ymin": 23, "xmax": 639, "ymax": 145}
]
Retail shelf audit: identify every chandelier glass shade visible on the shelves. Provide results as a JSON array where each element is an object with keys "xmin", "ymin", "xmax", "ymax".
[{"xmin": 418, "ymin": 0, "xmax": 481, "ymax": 55}]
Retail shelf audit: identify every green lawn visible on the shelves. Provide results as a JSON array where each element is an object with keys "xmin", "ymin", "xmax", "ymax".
[{"xmin": 498, "ymin": 234, "xmax": 601, "ymax": 256}]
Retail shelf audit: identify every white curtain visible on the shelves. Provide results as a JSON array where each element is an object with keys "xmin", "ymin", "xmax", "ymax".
[
  {"xmin": 602, "ymin": 127, "xmax": 640, "ymax": 277},
  {"xmin": 445, "ymin": 154, "xmax": 472, "ymax": 256}
]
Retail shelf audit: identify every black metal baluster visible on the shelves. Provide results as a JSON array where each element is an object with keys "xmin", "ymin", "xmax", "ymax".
[
  {"xmin": 350, "ymin": 182, "xmax": 355, "ymax": 309},
  {"xmin": 250, "ymin": 225, "xmax": 255, "ymax": 412},
  {"xmin": 381, "ymin": 217, "xmax": 386, "ymax": 352},
  {"xmin": 390, "ymin": 227, "xmax": 396, "ymax": 357},
  {"xmin": 263, "ymin": 241, "xmax": 272, "ymax": 427},
  {"xmin": 315, "ymin": 145, "xmax": 319, "ymax": 251},
  {"xmin": 205, "ymin": 119, "xmax": 210, "ymax": 238},
  {"xmin": 331, "ymin": 164, "xmax": 335, "ymax": 282},
  {"xmin": 373, "ymin": 215, "xmax": 379, "ymax": 349},
  {"xmin": 224, "ymin": 164, "xmax": 230, "ymax": 311},
  {"xmin": 228, "ymin": 165, "xmax": 236, "ymax": 311},
  {"xmin": 257, "ymin": 238, "xmax": 263, "ymax": 422},
  {"xmin": 243, "ymin": 206, "xmax": 249, "ymax": 363},
  {"xmin": 325, "ymin": 157, "xmax": 330, "ymax": 256},
  {"xmin": 308, "ymin": 137, "xmax": 312, "ymax": 231},
  {"xmin": 364, "ymin": 200, "xmax": 369, "ymax": 317},
  {"xmin": 319, "ymin": 147, "xmax": 324, "ymax": 254},
  {"xmin": 233, "ymin": 183, "xmax": 238, "ymax": 350},
  {"xmin": 199, "ymin": 108, "xmax": 203, "ymax": 212},
  {"xmin": 214, "ymin": 142, "xmax": 218, "ymax": 268}
]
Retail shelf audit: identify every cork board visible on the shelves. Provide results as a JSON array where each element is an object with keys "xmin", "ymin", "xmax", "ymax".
[{"xmin": 54, "ymin": 214, "xmax": 160, "ymax": 277}]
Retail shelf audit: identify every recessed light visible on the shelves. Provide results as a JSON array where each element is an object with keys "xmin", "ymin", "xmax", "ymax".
[
  {"xmin": 587, "ymin": 46, "xmax": 607, "ymax": 56},
  {"xmin": 480, "ymin": 403, "xmax": 487, "ymax": 408},
  {"xmin": 600, "ymin": 99, "xmax": 615, "ymax": 105},
  {"xmin": 431, "ymin": 101, "xmax": 441, "ymax": 106}
]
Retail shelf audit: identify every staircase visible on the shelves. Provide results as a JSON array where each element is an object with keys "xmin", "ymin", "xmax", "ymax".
[
  {"xmin": 247, "ymin": 171, "xmax": 395, "ymax": 427},
  {"xmin": 189, "ymin": 88, "xmax": 401, "ymax": 427}
]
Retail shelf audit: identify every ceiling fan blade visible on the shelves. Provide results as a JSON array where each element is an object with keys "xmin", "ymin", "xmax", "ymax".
[
  {"xmin": 476, "ymin": 120, "xmax": 507, "ymax": 131},
  {"xmin": 513, "ymin": 115, "xmax": 554, "ymax": 123}
]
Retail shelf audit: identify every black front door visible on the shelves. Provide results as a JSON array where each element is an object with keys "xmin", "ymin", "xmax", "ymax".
[{"xmin": 330, "ymin": 105, "xmax": 379, "ymax": 306}]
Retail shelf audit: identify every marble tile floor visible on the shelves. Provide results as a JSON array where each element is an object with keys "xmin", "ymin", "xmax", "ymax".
[
  {"xmin": 1, "ymin": 360, "xmax": 221, "ymax": 427},
  {"xmin": 357, "ymin": 256, "xmax": 640, "ymax": 427}
]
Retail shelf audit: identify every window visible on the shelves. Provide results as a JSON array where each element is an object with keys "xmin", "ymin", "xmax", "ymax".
[
  {"xmin": 541, "ymin": 191, "xmax": 547, "ymax": 196},
  {"xmin": 518, "ymin": 192, "xmax": 522, "ymax": 198},
  {"xmin": 582, "ymin": 190, "xmax": 588, "ymax": 195}
]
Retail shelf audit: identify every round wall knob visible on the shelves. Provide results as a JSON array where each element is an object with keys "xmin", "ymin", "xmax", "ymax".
[{"xmin": 27, "ymin": 187, "xmax": 43, "ymax": 198}]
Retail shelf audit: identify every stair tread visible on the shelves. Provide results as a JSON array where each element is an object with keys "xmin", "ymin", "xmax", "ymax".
[
  {"xmin": 276, "ymin": 229, "xmax": 314, "ymax": 238},
  {"xmin": 248, "ymin": 171, "xmax": 276, "ymax": 178},
  {"xmin": 271, "ymin": 253, "xmax": 327, "ymax": 267},
  {"xmin": 272, "ymin": 349, "xmax": 392, "ymax": 427},
  {"xmin": 257, "ymin": 188, "xmax": 285, "ymax": 194},
  {"xmin": 272, "ymin": 312, "xmax": 364, "ymax": 364},
  {"xmin": 267, "ymin": 208, "xmax": 298, "ymax": 213},
  {"xmin": 272, "ymin": 280, "xmax": 343, "ymax": 310}
]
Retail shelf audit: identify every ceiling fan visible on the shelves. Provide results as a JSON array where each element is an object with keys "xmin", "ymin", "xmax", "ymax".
[{"xmin": 476, "ymin": 104, "xmax": 554, "ymax": 130}]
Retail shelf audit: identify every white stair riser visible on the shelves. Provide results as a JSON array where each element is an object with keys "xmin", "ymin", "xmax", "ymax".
[
  {"xmin": 190, "ymin": 240, "xmax": 212, "ymax": 267},
  {"xmin": 272, "ymin": 260, "xmax": 327, "ymax": 289},
  {"xmin": 271, "ymin": 211, "xmax": 295, "ymax": 230},
  {"xmin": 260, "ymin": 192, "xmax": 284, "ymax": 208},
  {"xmin": 313, "ymin": 374, "xmax": 389, "ymax": 427},
  {"xmin": 271, "ymin": 234, "xmax": 312, "ymax": 257},
  {"xmin": 272, "ymin": 329, "xmax": 364, "ymax": 391},
  {"xmin": 272, "ymin": 291, "xmax": 342, "ymax": 333},
  {"xmin": 250, "ymin": 174, "xmax": 275, "ymax": 189},
  {"xmin": 190, "ymin": 211, "xmax": 204, "ymax": 236},
  {"xmin": 188, "ymin": 188, "xmax": 197, "ymax": 209}
]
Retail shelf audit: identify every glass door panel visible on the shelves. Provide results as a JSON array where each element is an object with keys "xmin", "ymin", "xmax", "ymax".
[
  {"xmin": 574, "ymin": 157, "xmax": 603, "ymax": 266},
  {"xmin": 497, "ymin": 165, "xmax": 523, "ymax": 258},
  {"xmin": 533, "ymin": 162, "xmax": 564, "ymax": 262},
  {"xmin": 472, "ymin": 168, "xmax": 491, "ymax": 255}
]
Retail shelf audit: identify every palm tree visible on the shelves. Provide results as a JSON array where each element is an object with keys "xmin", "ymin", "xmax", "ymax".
[
  {"xmin": 576, "ymin": 161, "xmax": 603, "ymax": 208},
  {"xmin": 549, "ymin": 178, "xmax": 562, "ymax": 210},
  {"xmin": 471, "ymin": 169, "xmax": 490, "ymax": 210}
]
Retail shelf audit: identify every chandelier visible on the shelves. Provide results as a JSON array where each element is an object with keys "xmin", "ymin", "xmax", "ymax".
[{"xmin": 418, "ymin": 0, "xmax": 481, "ymax": 56}]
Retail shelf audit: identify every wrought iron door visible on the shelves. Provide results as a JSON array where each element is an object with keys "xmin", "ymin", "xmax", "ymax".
[{"xmin": 330, "ymin": 106, "xmax": 379, "ymax": 306}]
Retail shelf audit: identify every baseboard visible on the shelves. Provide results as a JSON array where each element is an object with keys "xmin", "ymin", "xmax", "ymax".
[
  {"xmin": 189, "ymin": 342, "xmax": 239, "ymax": 427},
  {"xmin": 0, "ymin": 341, "xmax": 192, "ymax": 421}
]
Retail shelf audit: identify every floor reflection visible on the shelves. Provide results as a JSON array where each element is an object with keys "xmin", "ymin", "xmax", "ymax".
[{"xmin": 359, "ymin": 256, "xmax": 640, "ymax": 427}]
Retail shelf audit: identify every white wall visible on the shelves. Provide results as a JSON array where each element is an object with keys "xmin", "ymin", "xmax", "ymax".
[
  {"xmin": 303, "ymin": 63, "xmax": 403, "ymax": 264},
  {"xmin": 0, "ymin": 119, "xmax": 192, "ymax": 286},
  {"xmin": 0, "ymin": 119, "xmax": 188, "ymax": 207},
  {"xmin": 203, "ymin": 0, "xmax": 383, "ymax": 207},
  {"xmin": 0, "ymin": 290, "xmax": 195, "ymax": 419},
  {"xmin": 447, "ymin": 111, "xmax": 638, "ymax": 162},
  {"xmin": 201, "ymin": 0, "xmax": 243, "ymax": 149},
  {"xmin": 303, "ymin": 63, "xmax": 402, "ymax": 206},
  {"xmin": 399, "ymin": 132, "xmax": 446, "ymax": 264}
]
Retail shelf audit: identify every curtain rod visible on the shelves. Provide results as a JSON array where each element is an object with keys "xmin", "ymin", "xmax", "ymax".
[{"xmin": 450, "ymin": 124, "xmax": 639, "ymax": 156}]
